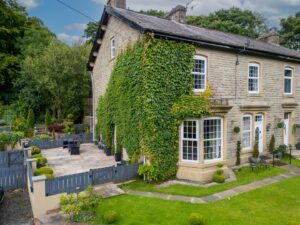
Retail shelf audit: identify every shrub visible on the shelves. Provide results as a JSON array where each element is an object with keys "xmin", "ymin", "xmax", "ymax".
[
  {"xmin": 216, "ymin": 169, "xmax": 224, "ymax": 175},
  {"xmin": 189, "ymin": 213, "xmax": 205, "ymax": 225},
  {"xmin": 31, "ymin": 146, "xmax": 41, "ymax": 155},
  {"xmin": 213, "ymin": 174, "xmax": 225, "ymax": 183},
  {"xmin": 0, "ymin": 131, "xmax": 25, "ymax": 150},
  {"xmin": 60, "ymin": 186, "xmax": 101, "ymax": 222},
  {"xmin": 233, "ymin": 126, "xmax": 240, "ymax": 134},
  {"xmin": 45, "ymin": 110, "xmax": 52, "ymax": 128},
  {"xmin": 30, "ymin": 154, "xmax": 42, "ymax": 158},
  {"xmin": 32, "ymin": 134, "xmax": 49, "ymax": 140},
  {"xmin": 64, "ymin": 114, "xmax": 75, "ymax": 134},
  {"xmin": 252, "ymin": 141, "xmax": 259, "ymax": 158},
  {"xmin": 27, "ymin": 109, "xmax": 35, "ymax": 129},
  {"xmin": 11, "ymin": 117, "xmax": 26, "ymax": 132},
  {"xmin": 277, "ymin": 144, "xmax": 288, "ymax": 155},
  {"xmin": 103, "ymin": 210, "xmax": 118, "ymax": 224},
  {"xmin": 34, "ymin": 166, "xmax": 54, "ymax": 176},
  {"xmin": 269, "ymin": 134, "xmax": 275, "ymax": 153},
  {"xmin": 30, "ymin": 154, "xmax": 47, "ymax": 168},
  {"xmin": 217, "ymin": 163, "xmax": 224, "ymax": 168},
  {"xmin": 236, "ymin": 141, "xmax": 241, "ymax": 165},
  {"xmin": 45, "ymin": 174, "xmax": 55, "ymax": 179}
]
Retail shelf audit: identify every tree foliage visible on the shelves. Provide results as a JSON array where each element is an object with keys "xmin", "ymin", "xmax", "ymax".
[
  {"xmin": 97, "ymin": 37, "xmax": 210, "ymax": 181},
  {"xmin": 84, "ymin": 21, "xmax": 99, "ymax": 43},
  {"xmin": 280, "ymin": 12, "xmax": 300, "ymax": 50},
  {"xmin": 140, "ymin": 9, "xmax": 166, "ymax": 18},
  {"xmin": 186, "ymin": 7, "xmax": 268, "ymax": 38}
]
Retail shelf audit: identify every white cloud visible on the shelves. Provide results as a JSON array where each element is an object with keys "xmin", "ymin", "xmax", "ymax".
[
  {"xmin": 57, "ymin": 33, "xmax": 87, "ymax": 46},
  {"xmin": 65, "ymin": 23, "xmax": 88, "ymax": 32},
  {"xmin": 17, "ymin": 0, "xmax": 39, "ymax": 9}
]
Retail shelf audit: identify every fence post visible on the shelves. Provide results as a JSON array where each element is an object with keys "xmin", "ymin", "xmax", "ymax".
[
  {"xmin": 89, "ymin": 169, "xmax": 93, "ymax": 185},
  {"xmin": 30, "ymin": 175, "xmax": 47, "ymax": 220}
]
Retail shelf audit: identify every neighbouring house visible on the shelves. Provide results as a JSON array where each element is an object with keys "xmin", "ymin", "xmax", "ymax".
[{"xmin": 87, "ymin": 0, "xmax": 300, "ymax": 182}]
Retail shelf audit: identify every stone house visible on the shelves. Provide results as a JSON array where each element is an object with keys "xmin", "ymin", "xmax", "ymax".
[{"xmin": 87, "ymin": 0, "xmax": 300, "ymax": 182}]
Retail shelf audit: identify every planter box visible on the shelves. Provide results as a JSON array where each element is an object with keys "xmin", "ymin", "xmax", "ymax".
[
  {"xmin": 105, "ymin": 148, "xmax": 112, "ymax": 156},
  {"xmin": 114, "ymin": 152, "xmax": 122, "ymax": 162}
]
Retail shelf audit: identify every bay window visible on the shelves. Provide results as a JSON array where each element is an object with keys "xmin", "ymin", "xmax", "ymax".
[
  {"xmin": 204, "ymin": 118, "xmax": 222, "ymax": 160},
  {"xmin": 182, "ymin": 120, "xmax": 198, "ymax": 162}
]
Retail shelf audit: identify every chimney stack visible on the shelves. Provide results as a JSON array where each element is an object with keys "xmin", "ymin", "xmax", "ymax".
[
  {"xmin": 257, "ymin": 31, "xmax": 280, "ymax": 45},
  {"xmin": 166, "ymin": 5, "xmax": 187, "ymax": 23},
  {"xmin": 107, "ymin": 0, "xmax": 126, "ymax": 8}
]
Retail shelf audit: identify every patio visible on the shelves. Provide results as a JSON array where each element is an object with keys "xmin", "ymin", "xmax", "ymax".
[{"xmin": 42, "ymin": 143, "xmax": 116, "ymax": 177}]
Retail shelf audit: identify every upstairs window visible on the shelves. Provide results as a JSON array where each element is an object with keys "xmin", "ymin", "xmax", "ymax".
[
  {"xmin": 248, "ymin": 63, "xmax": 259, "ymax": 93},
  {"xmin": 193, "ymin": 55, "xmax": 207, "ymax": 91},
  {"xmin": 111, "ymin": 37, "xmax": 116, "ymax": 59},
  {"xmin": 284, "ymin": 68, "xmax": 293, "ymax": 94}
]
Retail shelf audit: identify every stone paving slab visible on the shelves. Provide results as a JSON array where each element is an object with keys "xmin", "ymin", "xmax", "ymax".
[{"xmin": 42, "ymin": 143, "xmax": 116, "ymax": 177}]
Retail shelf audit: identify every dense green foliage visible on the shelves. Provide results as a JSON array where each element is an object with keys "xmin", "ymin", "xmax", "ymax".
[
  {"xmin": 140, "ymin": 9, "xmax": 166, "ymax": 18},
  {"xmin": 45, "ymin": 110, "xmax": 51, "ymax": 128},
  {"xmin": 60, "ymin": 186, "xmax": 101, "ymax": 222},
  {"xmin": 269, "ymin": 134, "xmax": 275, "ymax": 153},
  {"xmin": 236, "ymin": 141, "xmax": 241, "ymax": 165},
  {"xmin": 186, "ymin": 7, "xmax": 268, "ymax": 38},
  {"xmin": 84, "ymin": 21, "xmax": 99, "ymax": 43},
  {"xmin": 64, "ymin": 114, "xmax": 75, "ymax": 134},
  {"xmin": 90, "ymin": 176, "xmax": 300, "ymax": 225},
  {"xmin": 280, "ymin": 12, "xmax": 300, "ymax": 50},
  {"xmin": 0, "ymin": 131, "xmax": 24, "ymax": 150},
  {"xmin": 97, "ymin": 37, "xmax": 210, "ymax": 181},
  {"xmin": 31, "ymin": 146, "xmax": 41, "ymax": 155},
  {"xmin": 33, "ymin": 166, "xmax": 53, "ymax": 176}
]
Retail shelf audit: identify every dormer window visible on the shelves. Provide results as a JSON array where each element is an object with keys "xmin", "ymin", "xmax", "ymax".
[
  {"xmin": 111, "ymin": 37, "xmax": 116, "ymax": 59},
  {"xmin": 193, "ymin": 55, "xmax": 207, "ymax": 92}
]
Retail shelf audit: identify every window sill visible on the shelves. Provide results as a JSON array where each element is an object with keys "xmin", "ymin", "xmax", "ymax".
[
  {"xmin": 193, "ymin": 89, "xmax": 205, "ymax": 96},
  {"xmin": 283, "ymin": 94, "xmax": 294, "ymax": 98},
  {"xmin": 204, "ymin": 158, "xmax": 222, "ymax": 164}
]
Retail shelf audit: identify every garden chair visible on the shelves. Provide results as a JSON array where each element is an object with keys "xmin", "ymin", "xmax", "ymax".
[
  {"xmin": 259, "ymin": 155, "xmax": 270, "ymax": 169},
  {"xmin": 63, "ymin": 139, "xmax": 68, "ymax": 149},
  {"xmin": 249, "ymin": 157, "xmax": 259, "ymax": 172}
]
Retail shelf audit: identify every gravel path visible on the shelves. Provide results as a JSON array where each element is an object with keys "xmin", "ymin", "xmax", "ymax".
[{"xmin": 0, "ymin": 189, "xmax": 34, "ymax": 225}]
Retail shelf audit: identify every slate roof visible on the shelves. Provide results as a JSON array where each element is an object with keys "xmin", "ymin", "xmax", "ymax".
[{"xmin": 88, "ymin": 6, "xmax": 300, "ymax": 71}]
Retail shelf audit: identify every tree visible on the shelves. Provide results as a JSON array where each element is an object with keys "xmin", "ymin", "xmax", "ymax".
[
  {"xmin": 140, "ymin": 9, "xmax": 166, "ymax": 18},
  {"xmin": 280, "ymin": 12, "xmax": 300, "ymax": 50},
  {"xmin": 23, "ymin": 39, "xmax": 91, "ymax": 121},
  {"xmin": 27, "ymin": 108, "xmax": 35, "ymax": 129},
  {"xmin": 45, "ymin": 110, "xmax": 51, "ymax": 128},
  {"xmin": 186, "ymin": 7, "xmax": 268, "ymax": 38},
  {"xmin": 0, "ymin": 0, "xmax": 28, "ymax": 103},
  {"xmin": 84, "ymin": 21, "xmax": 99, "ymax": 43}
]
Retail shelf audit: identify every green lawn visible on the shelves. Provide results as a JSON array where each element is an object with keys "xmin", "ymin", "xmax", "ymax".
[
  {"xmin": 93, "ymin": 176, "xmax": 300, "ymax": 225},
  {"xmin": 282, "ymin": 155, "xmax": 300, "ymax": 168},
  {"xmin": 121, "ymin": 166, "xmax": 287, "ymax": 198}
]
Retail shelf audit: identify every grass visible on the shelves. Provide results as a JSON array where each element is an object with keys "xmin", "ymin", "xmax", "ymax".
[
  {"xmin": 282, "ymin": 154, "xmax": 300, "ymax": 168},
  {"xmin": 93, "ymin": 176, "xmax": 300, "ymax": 225},
  {"xmin": 121, "ymin": 166, "xmax": 287, "ymax": 198}
]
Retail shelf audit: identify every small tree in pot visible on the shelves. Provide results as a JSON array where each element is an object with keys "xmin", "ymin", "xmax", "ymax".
[
  {"xmin": 114, "ymin": 142, "xmax": 122, "ymax": 162},
  {"xmin": 104, "ymin": 134, "xmax": 112, "ymax": 156}
]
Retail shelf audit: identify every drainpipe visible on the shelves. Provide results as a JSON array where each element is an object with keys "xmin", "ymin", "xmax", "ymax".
[{"xmin": 90, "ymin": 72, "xmax": 95, "ymax": 142}]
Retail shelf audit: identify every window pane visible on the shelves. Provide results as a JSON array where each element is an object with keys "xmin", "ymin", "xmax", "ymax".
[
  {"xmin": 204, "ymin": 119, "xmax": 222, "ymax": 160},
  {"xmin": 242, "ymin": 116, "xmax": 251, "ymax": 148},
  {"xmin": 248, "ymin": 65, "xmax": 259, "ymax": 92},
  {"xmin": 193, "ymin": 59, "xmax": 205, "ymax": 73},
  {"xmin": 285, "ymin": 69, "xmax": 292, "ymax": 77},
  {"xmin": 182, "ymin": 120, "xmax": 198, "ymax": 161},
  {"xmin": 249, "ymin": 78, "xmax": 258, "ymax": 92},
  {"xmin": 192, "ymin": 57, "xmax": 206, "ymax": 90},
  {"xmin": 284, "ymin": 78, "xmax": 292, "ymax": 93}
]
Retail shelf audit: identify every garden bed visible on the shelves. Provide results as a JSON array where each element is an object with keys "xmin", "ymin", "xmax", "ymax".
[{"xmin": 120, "ymin": 166, "xmax": 287, "ymax": 198}]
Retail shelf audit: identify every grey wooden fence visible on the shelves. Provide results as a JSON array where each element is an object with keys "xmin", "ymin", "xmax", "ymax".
[
  {"xmin": 45, "ymin": 163, "xmax": 140, "ymax": 196},
  {"xmin": 0, "ymin": 165, "xmax": 27, "ymax": 191},
  {"xmin": 0, "ymin": 150, "xmax": 24, "ymax": 168},
  {"xmin": 29, "ymin": 133, "xmax": 93, "ymax": 149},
  {"xmin": 0, "ymin": 127, "xmax": 11, "ymax": 132}
]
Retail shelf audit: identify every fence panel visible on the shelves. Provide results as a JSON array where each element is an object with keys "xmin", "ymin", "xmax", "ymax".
[
  {"xmin": 113, "ymin": 164, "xmax": 140, "ymax": 183},
  {"xmin": 45, "ymin": 171, "xmax": 91, "ymax": 196},
  {"xmin": 91, "ymin": 166, "xmax": 114, "ymax": 185},
  {"xmin": 0, "ymin": 165, "xmax": 27, "ymax": 191},
  {"xmin": 0, "ymin": 150, "xmax": 24, "ymax": 167}
]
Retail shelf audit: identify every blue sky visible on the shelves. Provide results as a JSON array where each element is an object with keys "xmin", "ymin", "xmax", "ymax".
[{"xmin": 17, "ymin": 0, "xmax": 300, "ymax": 46}]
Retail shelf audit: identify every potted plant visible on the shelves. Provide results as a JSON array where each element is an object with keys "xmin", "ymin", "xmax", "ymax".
[
  {"xmin": 275, "ymin": 144, "xmax": 287, "ymax": 160},
  {"xmin": 104, "ymin": 135, "xmax": 112, "ymax": 156},
  {"xmin": 114, "ymin": 142, "xmax": 122, "ymax": 162},
  {"xmin": 295, "ymin": 140, "xmax": 300, "ymax": 150}
]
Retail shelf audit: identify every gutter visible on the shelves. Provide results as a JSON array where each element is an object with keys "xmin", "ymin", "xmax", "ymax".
[{"xmin": 90, "ymin": 72, "xmax": 95, "ymax": 142}]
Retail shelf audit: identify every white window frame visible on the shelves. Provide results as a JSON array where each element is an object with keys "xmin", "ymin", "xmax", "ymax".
[
  {"xmin": 242, "ymin": 115, "xmax": 252, "ymax": 150},
  {"xmin": 181, "ymin": 119, "xmax": 199, "ymax": 163},
  {"xmin": 203, "ymin": 117, "xmax": 223, "ymax": 162},
  {"xmin": 284, "ymin": 67, "xmax": 293, "ymax": 95},
  {"xmin": 111, "ymin": 37, "xmax": 116, "ymax": 59},
  {"xmin": 192, "ymin": 55, "xmax": 207, "ymax": 92},
  {"xmin": 248, "ymin": 63, "xmax": 260, "ymax": 94}
]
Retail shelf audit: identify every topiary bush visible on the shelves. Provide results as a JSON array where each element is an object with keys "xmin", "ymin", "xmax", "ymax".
[
  {"xmin": 30, "ymin": 154, "xmax": 47, "ymax": 168},
  {"xmin": 45, "ymin": 110, "xmax": 52, "ymax": 128},
  {"xmin": 269, "ymin": 134, "xmax": 275, "ymax": 153},
  {"xmin": 216, "ymin": 169, "xmax": 224, "ymax": 175},
  {"xmin": 103, "ymin": 210, "xmax": 118, "ymax": 224},
  {"xmin": 253, "ymin": 141, "xmax": 259, "ymax": 158},
  {"xmin": 31, "ymin": 146, "xmax": 41, "ymax": 155},
  {"xmin": 34, "ymin": 166, "xmax": 54, "ymax": 176},
  {"xmin": 189, "ymin": 213, "xmax": 205, "ymax": 225},
  {"xmin": 236, "ymin": 141, "xmax": 241, "ymax": 165},
  {"xmin": 213, "ymin": 174, "xmax": 225, "ymax": 183},
  {"xmin": 96, "ymin": 37, "xmax": 210, "ymax": 181}
]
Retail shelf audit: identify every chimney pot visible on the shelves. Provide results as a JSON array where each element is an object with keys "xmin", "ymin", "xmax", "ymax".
[
  {"xmin": 166, "ymin": 5, "xmax": 187, "ymax": 23},
  {"xmin": 258, "ymin": 31, "xmax": 280, "ymax": 45},
  {"xmin": 107, "ymin": 0, "xmax": 126, "ymax": 8}
]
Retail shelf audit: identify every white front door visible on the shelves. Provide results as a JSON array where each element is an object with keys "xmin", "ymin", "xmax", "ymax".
[
  {"xmin": 255, "ymin": 114, "xmax": 263, "ymax": 153},
  {"xmin": 284, "ymin": 113, "xmax": 289, "ymax": 146}
]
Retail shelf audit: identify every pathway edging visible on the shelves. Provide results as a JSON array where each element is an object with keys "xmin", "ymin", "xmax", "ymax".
[{"xmin": 126, "ymin": 165, "xmax": 300, "ymax": 203}]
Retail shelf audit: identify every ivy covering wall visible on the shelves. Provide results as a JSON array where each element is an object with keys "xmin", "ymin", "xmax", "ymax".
[{"xmin": 96, "ymin": 37, "xmax": 210, "ymax": 181}]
